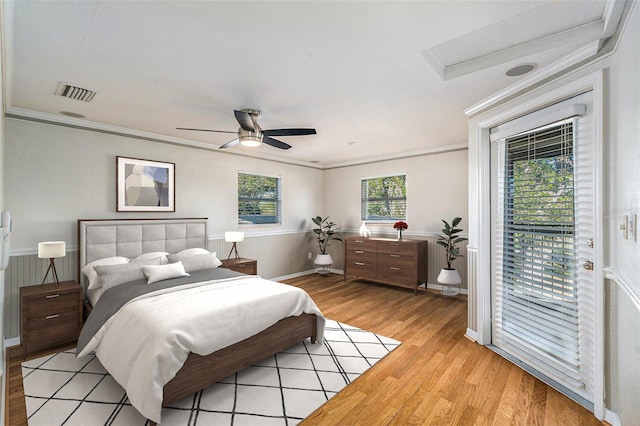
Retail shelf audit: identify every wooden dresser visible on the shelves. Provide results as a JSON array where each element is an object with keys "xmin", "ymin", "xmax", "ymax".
[
  {"xmin": 344, "ymin": 237, "xmax": 427, "ymax": 294},
  {"xmin": 20, "ymin": 280, "xmax": 83, "ymax": 358}
]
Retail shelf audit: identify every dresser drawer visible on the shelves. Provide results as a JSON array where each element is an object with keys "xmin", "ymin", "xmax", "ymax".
[
  {"xmin": 377, "ymin": 266, "xmax": 418, "ymax": 287},
  {"xmin": 377, "ymin": 252, "xmax": 416, "ymax": 267},
  {"xmin": 346, "ymin": 238, "xmax": 377, "ymax": 251},
  {"xmin": 346, "ymin": 258, "xmax": 377, "ymax": 280},
  {"xmin": 377, "ymin": 240, "xmax": 418, "ymax": 256}
]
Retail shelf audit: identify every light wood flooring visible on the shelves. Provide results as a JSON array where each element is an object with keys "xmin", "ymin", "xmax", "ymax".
[{"xmin": 5, "ymin": 273, "xmax": 604, "ymax": 425}]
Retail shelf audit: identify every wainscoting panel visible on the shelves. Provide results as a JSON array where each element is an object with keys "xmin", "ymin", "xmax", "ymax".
[{"xmin": 466, "ymin": 247, "xmax": 478, "ymax": 334}]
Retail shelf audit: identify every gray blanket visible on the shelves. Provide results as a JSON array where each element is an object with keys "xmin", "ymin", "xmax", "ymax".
[{"xmin": 76, "ymin": 268, "xmax": 246, "ymax": 355}]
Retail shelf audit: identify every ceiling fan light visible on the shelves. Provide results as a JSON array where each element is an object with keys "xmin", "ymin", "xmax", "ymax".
[{"xmin": 240, "ymin": 136, "xmax": 261, "ymax": 147}]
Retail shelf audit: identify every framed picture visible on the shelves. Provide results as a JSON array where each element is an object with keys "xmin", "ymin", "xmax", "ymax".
[{"xmin": 117, "ymin": 156, "xmax": 175, "ymax": 212}]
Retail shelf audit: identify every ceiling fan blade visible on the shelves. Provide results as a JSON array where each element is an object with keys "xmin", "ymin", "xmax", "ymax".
[
  {"xmin": 234, "ymin": 110, "xmax": 255, "ymax": 132},
  {"xmin": 262, "ymin": 128, "xmax": 317, "ymax": 137},
  {"xmin": 263, "ymin": 135, "xmax": 292, "ymax": 150},
  {"xmin": 219, "ymin": 138, "xmax": 240, "ymax": 149},
  {"xmin": 176, "ymin": 127, "xmax": 237, "ymax": 134}
]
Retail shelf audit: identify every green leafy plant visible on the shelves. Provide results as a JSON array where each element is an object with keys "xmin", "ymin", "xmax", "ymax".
[
  {"xmin": 312, "ymin": 216, "xmax": 342, "ymax": 254},
  {"xmin": 436, "ymin": 217, "xmax": 468, "ymax": 269}
]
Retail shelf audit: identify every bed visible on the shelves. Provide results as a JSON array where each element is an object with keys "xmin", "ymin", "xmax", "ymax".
[{"xmin": 75, "ymin": 218, "xmax": 324, "ymax": 424}]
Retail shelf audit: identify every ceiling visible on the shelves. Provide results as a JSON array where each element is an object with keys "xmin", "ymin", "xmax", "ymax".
[{"xmin": 3, "ymin": 1, "xmax": 626, "ymax": 168}]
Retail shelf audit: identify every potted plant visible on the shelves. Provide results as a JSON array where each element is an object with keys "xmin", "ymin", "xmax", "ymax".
[
  {"xmin": 436, "ymin": 217, "xmax": 467, "ymax": 295},
  {"xmin": 312, "ymin": 216, "xmax": 342, "ymax": 274}
]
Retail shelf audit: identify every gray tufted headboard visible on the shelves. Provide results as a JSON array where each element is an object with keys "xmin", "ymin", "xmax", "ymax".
[{"xmin": 77, "ymin": 218, "xmax": 208, "ymax": 287}]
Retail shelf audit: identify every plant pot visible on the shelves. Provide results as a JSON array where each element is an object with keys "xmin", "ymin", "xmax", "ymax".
[
  {"xmin": 314, "ymin": 253, "xmax": 333, "ymax": 275},
  {"xmin": 437, "ymin": 268, "xmax": 461, "ymax": 296}
]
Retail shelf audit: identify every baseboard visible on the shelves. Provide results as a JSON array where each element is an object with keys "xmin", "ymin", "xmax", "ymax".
[
  {"xmin": 4, "ymin": 337, "xmax": 19, "ymax": 349},
  {"xmin": 604, "ymin": 408, "xmax": 621, "ymax": 426},
  {"xmin": 465, "ymin": 328, "xmax": 478, "ymax": 342},
  {"xmin": 425, "ymin": 282, "xmax": 469, "ymax": 295}
]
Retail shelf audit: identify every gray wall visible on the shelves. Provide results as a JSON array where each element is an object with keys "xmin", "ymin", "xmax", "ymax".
[
  {"xmin": 3, "ymin": 117, "xmax": 470, "ymax": 340},
  {"xmin": 3, "ymin": 119, "xmax": 324, "ymax": 338}
]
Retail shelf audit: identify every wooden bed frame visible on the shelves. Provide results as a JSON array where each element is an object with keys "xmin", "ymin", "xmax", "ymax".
[{"xmin": 77, "ymin": 218, "xmax": 318, "ymax": 424}]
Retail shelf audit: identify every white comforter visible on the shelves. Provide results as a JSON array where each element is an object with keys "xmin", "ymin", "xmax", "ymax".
[{"xmin": 77, "ymin": 275, "xmax": 325, "ymax": 423}]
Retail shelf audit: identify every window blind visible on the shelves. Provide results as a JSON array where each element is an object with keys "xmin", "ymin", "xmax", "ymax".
[
  {"xmin": 361, "ymin": 175, "xmax": 406, "ymax": 221},
  {"xmin": 237, "ymin": 172, "xmax": 281, "ymax": 225},
  {"xmin": 492, "ymin": 118, "xmax": 595, "ymax": 402}
]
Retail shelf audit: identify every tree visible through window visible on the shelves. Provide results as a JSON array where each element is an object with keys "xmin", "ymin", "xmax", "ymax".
[
  {"xmin": 238, "ymin": 172, "xmax": 281, "ymax": 225},
  {"xmin": 361, "ymin": 175, "xmax": 406, "ymax": 220}
]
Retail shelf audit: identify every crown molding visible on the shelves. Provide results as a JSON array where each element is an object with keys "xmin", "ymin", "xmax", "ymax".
[{"xmin": 5, "ymin": 107, "xmax": 323, "ymax": 169}]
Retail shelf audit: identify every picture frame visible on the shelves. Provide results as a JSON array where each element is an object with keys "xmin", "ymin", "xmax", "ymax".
[{"xmin": 116, "ymin": 156, "xmax": 175, "ymax": 212}]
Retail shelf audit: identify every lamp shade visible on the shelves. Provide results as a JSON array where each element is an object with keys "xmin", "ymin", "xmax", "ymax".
[
  {"xmin": 38, "ymin": 241, "xmax": 66, "ymax": 259},
  {"xmin": 224, "ymin": 232, "xmax": 245, "ymax": 243}
]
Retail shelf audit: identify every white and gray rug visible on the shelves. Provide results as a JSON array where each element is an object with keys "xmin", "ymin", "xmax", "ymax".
[{"xmin": 22, "ymin": 320, "xmax": 400, "ymax": 425}]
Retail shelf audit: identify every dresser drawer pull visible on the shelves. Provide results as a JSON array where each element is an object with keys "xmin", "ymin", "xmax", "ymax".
[
  {"xmin": 355, "ymin": 262, "xmax": 365, "ymax": 266},
  {"xmin": 45, "ymin": 294, "xmax": 60, "ymax": 299},
  {"xmin": 389, "ymin": 267, "xmax": 400, "ymax": 271},
  {"xmin": 389, "ymin": 254, "xmax": 400, "ymax": 258},
  {"xmin": 355, "ymin": 250, "xmax": 365, "ymax": 254},
  {"xmin": 46, "ymin": 314, "xmax": 60, "ymax": 319},
  {"xmin": 354, "ymin": 240, "xmax": 365, "ymax": 243}
]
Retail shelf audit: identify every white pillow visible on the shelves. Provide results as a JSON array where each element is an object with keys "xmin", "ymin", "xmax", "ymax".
[
  {"xmin": 131, "ymin": 251, "xmax": 169, "ymax": 265},
  {"xmin": 167, "ymin": 252, "xmax": 223, "ymax": 272},
  {"xmin": 142, "ymin": 261, "xmax": 190, "ymax": 284},
  {"xmin": 94, "ymin": 257, "xmax": 163, "ymax": 291},
  {"xmin": 176, "ymin": 248, "xmax": 210, "ymax": 256},
  {"xmin": 82, "ymin": 256, "xmax": 131, "ymax": 290}
]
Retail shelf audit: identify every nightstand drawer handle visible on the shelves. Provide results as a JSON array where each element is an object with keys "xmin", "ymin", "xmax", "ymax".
[
  {"xmin": 389, "ymin": 254, "xmax": 400, "ymax": 258},
  {"xmin": 355, "ymin": 262, "xmax": 365, "ymax": 266},
  {"xmin": 45, "ymin": 294, "xmax": 60, "ymax": 299},
  {"xmin": 46, "ymin": 314, "xmax": 60, "ymax": 319},
  {"xmin": 355, "ymin": 250, "xmax": 364, "ymax": 254},
  {"xmin": 389, "ymin": 267, "xmax": 400, "ymax": 271}
]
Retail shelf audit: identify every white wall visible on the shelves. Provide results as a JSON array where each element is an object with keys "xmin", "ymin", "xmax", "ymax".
[{"xmin": 602, "ymin": 2, "xmax": 640, "ymax": 422}]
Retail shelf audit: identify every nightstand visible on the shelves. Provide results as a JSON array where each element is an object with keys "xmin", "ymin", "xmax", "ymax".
[
  {"xmin": 20, "ymin": 280, "xmax": 83, "ymax": 359},
  {"xmin": 220, "ymin": 257, "xmax": 257, "ymax": 275}
]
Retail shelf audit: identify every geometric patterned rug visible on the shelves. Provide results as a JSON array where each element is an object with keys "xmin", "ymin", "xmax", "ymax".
[{"xmin": 22, "ymin": 320, "xmax": 401, "ymax": 425}]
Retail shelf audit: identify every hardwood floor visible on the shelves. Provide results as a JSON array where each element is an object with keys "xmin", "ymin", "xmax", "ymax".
[{"xmin": 5, "ymin": 273, "xmax": 604, "ymax": 425}]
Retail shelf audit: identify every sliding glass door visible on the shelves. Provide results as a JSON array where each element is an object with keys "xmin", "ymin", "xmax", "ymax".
[{"xmin": 490, "ymin": 92, "xmax": 595, "ymax": 407}]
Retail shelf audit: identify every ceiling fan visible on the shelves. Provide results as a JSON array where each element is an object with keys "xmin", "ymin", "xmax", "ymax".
[{"xmin": 177, "ymin": 109, "xmax": 316, "ymax": 150}]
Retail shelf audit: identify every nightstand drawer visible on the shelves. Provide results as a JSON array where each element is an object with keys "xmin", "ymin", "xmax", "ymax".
[
  {"xmin": 23, "ymin": 310, "xmax": 80, "ymax": 332},
  {"xmin": 23, "ymin": 292, "xmax": 79, "ymax": 319},
  {"xmin": 220, "ymin": 258, "xmax": 258, "ymax": 275}
]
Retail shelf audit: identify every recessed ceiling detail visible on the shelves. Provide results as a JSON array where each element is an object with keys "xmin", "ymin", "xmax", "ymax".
[
  {"xmin": 423, "ymin": 0, "xmax": 626, "ymax": 81},
  {"xmin": 505, "ymin": 63, "xmax": 536, "ymax": 77},
  {"xmin": 55, "ymin": 82, "xmax": 97, "ymax": 103}
]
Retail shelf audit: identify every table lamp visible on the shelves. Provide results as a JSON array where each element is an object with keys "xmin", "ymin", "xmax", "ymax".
[
  {"xmin": 38, "ymin": 241, "xmax": 66, "ymax": 284},
  {"xmin": 225, "ymin": 231, "xmax": 244, "ymax": 260}
]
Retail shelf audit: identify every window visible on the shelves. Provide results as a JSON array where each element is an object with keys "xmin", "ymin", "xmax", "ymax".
[
  {"xmin": 361, "ymin": 174, "xmax": 406, "ymax": 221},
  {"xmin": 238, "ymin": 172, "xmax": 281, "ymax": 225}
]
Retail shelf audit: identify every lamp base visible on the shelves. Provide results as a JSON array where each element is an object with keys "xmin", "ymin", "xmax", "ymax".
[
  {"xmin": 227, "ymin": 242, "xmax": 240, "ymax": 260},
  {"xmin": 42, "ymin": 258, "xmax": 60, "ymax": 284}
]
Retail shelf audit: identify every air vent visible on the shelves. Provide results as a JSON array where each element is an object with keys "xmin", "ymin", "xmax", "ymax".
[{"xmin": 55, "ymin": 82, "xmax": 97, "ymax": 102}]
